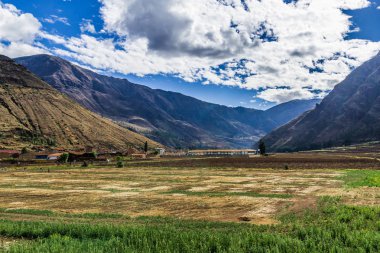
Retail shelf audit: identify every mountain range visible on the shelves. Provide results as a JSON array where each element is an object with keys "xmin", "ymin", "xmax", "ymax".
[
  {"xmin": 262, "ymin": 52, "xmax": 380, "ymax": 152},
  {"xmin": 0, "ymin": 55, "xmax": 158, "ymax": 150},
  {"xmin": 16, "ymin": 54, "xmax": 320, "ymax": 148}
]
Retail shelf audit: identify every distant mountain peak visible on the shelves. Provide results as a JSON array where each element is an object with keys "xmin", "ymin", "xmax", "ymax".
[
  {"xmin": 16, "ymin": 54, "xmax": 96, "ymax": 89},
  {"xmin": 0, "ymin": 55, "xmax": 12, "ymax": 61}
]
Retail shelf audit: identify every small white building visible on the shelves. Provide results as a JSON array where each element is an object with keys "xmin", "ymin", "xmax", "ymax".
[
  {"xmin": 187, "ymin": 149, "xmax": 257, "ymax": 157},
  {"xmin": 155, "ymin": 148, "xmax": 166, "ymax": 156},
  {"xmin": 48, "ymin": 153, "xmax": 63, "ymax": 160}
]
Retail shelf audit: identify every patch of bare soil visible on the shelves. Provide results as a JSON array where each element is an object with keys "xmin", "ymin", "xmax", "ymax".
[
  {"xmin": 287, "ymin": 197, "xmax": 318, "ymax": 215},
  {"xmin": 317, "ymin": 187, "xmax": 380, "ymax": 206},
  {"xmin": 0, "ymin": 237, "xmax": 21, "ymax": 251}
]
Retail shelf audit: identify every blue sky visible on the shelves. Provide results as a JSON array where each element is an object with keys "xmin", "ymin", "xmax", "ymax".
[{"xmin": 1, "ymin": 0, "xmax": 380, "ymax": 109}]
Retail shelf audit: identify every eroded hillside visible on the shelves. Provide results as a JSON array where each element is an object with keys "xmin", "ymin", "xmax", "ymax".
[{"xmin": 0, "ymin": 55, "xmax": 159, "ymax": 150}]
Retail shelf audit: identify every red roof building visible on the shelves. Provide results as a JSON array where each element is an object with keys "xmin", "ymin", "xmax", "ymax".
[{"xmin": 0, "ymin": 150, "xmax": 21, "ymax": 159}]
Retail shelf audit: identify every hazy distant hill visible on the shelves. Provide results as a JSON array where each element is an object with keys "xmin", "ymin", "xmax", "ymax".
[
  {"xmin": 16, "ymin": 54, "xmax": 319, "ymax": 148},
  {"xmin": 265, "ymin": 99, "xmax": 321, "ymax": 127},
  {"xmin": 262, "ymin": 52, "xmax": 380, "ymax": 152},
  {"xmin": 0, "ymin": 55, "xmax": 158, "ymax": 150}
]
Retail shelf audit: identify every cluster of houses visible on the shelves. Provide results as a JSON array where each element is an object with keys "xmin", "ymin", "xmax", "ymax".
[
  {"xmin": 0, "ymin": 146, "xmax": 156, "ymax": 162},
  {"xmin": 0, "ymin": 146, "xmax": 259, "ymax": 162}
]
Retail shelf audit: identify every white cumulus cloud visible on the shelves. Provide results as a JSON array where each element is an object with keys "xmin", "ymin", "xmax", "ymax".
[
  {"xmin": 0, "ymin": 2, "xmax": 41, "ymax": 42},
  {"xmin": 80, "ymin": 19, "xmax": 96, "ymax": 33},
  {"xmin": 1, "ymin": 0, "xmax": 380, "ymax": 103},
  {"xmin": 43, "ymin": 15, "xmax": 70, "ymax": 26},
  {"xmin": 53, "ymin": 0, "xmax": 378, "ymax": 103},
  {"xmin": 257, "ymin": 88, "xmax": 323, "ymax": 103},
  {"xmin": 0, "ymin": 2, "xmax": 46, "ymax": 57}
]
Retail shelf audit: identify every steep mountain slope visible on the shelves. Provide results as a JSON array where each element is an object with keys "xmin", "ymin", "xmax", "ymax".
[
  {"xmin": 262, "ymin": 52, "xmax": 380, "ymax": 152},
  {"xmin": 0, "ymin": 55, "xmax": 158, "ymax": 150},
  {"xmin": 16, "ymin": 54, "xmax": 319, "ymax": 148}
]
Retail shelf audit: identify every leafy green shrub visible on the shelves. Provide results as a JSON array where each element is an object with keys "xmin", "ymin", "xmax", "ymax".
[
  {"xmin": 21, "ymin": 147, "xmax": 28, "ymax": 154},
  {"xmin": 116, "ymin": 156, "xmax": 124, "ymax": 168},
  {"xmin": 58, "ymin": 153, "xmax": 69, "ymax": 163},
  {"xmin": 116, "ymin": 161, "xmax": 124, "ymax": 168}
]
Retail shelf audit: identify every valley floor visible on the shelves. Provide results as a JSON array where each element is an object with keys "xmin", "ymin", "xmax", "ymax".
[{"xmin": 0, "ymin": 151, "xmax": 379, "ymax": 252}]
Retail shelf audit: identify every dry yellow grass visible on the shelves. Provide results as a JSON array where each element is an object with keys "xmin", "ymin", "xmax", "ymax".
[
  {"xmin": 0, "ymin": 165, "xmax": 376, "ymax": 224},
  {"xmin": 0, "ymin": 86, "xmax": 159, "ymax": 150}
]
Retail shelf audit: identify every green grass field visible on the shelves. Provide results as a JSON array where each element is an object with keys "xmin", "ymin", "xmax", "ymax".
[
  {"xmin": 0, "ymin": 197, "xmax": 378, "ymax": 252},
  {"xmin": 342, "ymin": 170, "xmax": 380, "ymax": 187}
]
